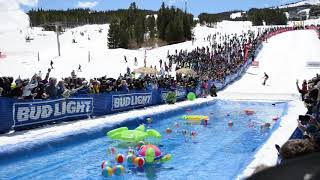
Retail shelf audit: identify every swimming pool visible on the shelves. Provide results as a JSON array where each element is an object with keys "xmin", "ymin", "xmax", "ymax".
[{"xmin": 0, "ymin": 100, "xmax": 288, "ymax": 180}]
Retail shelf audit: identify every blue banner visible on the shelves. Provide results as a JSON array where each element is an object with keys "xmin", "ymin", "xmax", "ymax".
[{"xmin": 13, "ymin": 97, "xmax": 93, "ymax": 127}]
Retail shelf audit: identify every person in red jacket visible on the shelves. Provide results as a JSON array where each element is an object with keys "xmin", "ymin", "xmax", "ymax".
[{"xmin": 296, "ymin": 79, "xmax": 308, "ymax": 100}]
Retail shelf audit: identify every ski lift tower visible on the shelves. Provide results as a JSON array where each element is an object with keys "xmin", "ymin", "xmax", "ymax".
[
  {"xmin": 43, "ymin": 22, "xmax": 62, "ymax": 56},
  {"xmin": 54, "ymin": 22, "xmax": 62, "ymax": 56},
  {"xmin": 144, "ymin": 49, "xmax": 147, "ymax": 67}
]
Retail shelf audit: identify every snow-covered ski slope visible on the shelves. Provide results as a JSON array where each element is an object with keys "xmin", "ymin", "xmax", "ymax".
[
  {"xmin": 0, "ymin": 0, "xmax": 29, "ymax": 34},
  {"xmin": 222, "ymin": 30, "xmax": 320, "ymax": 97},
  {"xmin": 0, "ymin": 22, "xmax": 254, "ymax": 80}
]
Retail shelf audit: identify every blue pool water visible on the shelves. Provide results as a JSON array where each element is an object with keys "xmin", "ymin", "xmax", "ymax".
[{"xmin": 0, "ymin": 100, "xmax": 288, "ymax": 180}]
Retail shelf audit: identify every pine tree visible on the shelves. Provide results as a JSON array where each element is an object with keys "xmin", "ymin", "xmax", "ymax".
[
  {"xmin": 108, "ymin": 18, "xmax": 120, "ymax": 49},
  {"xmin": 134, "ymin": 16, "xmax": 145, "ymax": 46},
  {"xmin": 157, "ymin": 3, "xmax": 168, "ymax": 40},
  {"xmin": 146, "ymin": 15, "xmax": 156, "ymax": 39},
  {"xmin": 119, "ymin": 18, "xmax": 129, "ymax": 48}
]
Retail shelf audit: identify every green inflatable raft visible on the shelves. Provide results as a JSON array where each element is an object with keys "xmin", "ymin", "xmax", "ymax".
[{"xmin": 107, "ymin": 125, "xmax": 161, "ymax": 142}]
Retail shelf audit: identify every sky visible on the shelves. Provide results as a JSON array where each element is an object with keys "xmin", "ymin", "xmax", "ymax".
[{"xmin": 18, "ymin": 0, "xmax": 300, "ymax": 16}]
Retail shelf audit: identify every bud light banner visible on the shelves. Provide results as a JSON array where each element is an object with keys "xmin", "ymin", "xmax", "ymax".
[
  {"xmin": 112, "ymin": 92, "xmax": 152, "ymax": 111},
  {"xmin": 13, "ymin": 97, "xmax": 93, "ymax": 127}
]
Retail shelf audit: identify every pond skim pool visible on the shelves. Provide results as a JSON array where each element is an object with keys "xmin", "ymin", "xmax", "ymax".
[{"xmin": 0, "ymin": 100, "xmax": 288, "ymax": 180}]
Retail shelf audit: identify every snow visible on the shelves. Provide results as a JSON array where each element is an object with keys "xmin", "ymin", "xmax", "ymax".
[
  {"xmin": 0, "ymin": 0, "xmax": 29, "ymax": 34},
  {"xmin": 230, "ymin": 12, "xmax": 244, "ymax": 19},
  {"xmin": 288, "ymin": 18, "xmax": 320, "ymax": 27},
  {"xmin": 279, "ymin": 0, "xmax": 320, "ymax": 8},
  {"xmin": 284, "ymin": 12, "xmax": 290, "ymax": 19},
  {"xmin": 1, "ymin": 8, "xmax": 320, "ymax": 179},
  {"xmin": 215, "ymin": 20, "xmax": 252, "ymax": 30}
]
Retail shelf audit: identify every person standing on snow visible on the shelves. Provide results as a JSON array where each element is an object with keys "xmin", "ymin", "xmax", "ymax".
[
  {"xmin": 78, "ymin": 64, "xmax": 82, "ymax": 72},
  {"xmin": 50, "ymin": 60, "xmax": 54, "ymax": 69},
  {"xmin": 262, "ymin": 72, "xmax": 269, "ymax": 86},
  {"xmin": 134, "ymin": 57, "xmax": 138, "ymax": 66}
]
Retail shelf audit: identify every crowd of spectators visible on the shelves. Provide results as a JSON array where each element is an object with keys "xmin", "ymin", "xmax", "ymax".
[
  {"xmin": 277, "ymin": 74, "xmax": 320, "ymax": 162},
  {"xmin": 0, "ymin": 66, "xmax": 198, "ymax": 99}
]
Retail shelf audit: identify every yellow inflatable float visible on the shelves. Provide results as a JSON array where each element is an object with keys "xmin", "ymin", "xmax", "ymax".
[{"xmin": 183, "ymin": 115, "xmax": 209, "ymax": 125}]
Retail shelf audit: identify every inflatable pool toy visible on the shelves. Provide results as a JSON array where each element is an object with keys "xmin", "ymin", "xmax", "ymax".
[
  {"xmin": 183, "ymin": 115, "xmax": 208, "ymax": 121},
  {"xmin": 147, "ymin": 117, "xmax": 152, "ymax": 124},
  {"xmin": 136, "ymin": 144, "xmax": 172, "ymax": 165},
  {"xmin": 101, "ymin": 160, "xmax": 111, "ymax": 170},
  {"xmin": 127, "ymin": 154, "xmax": 136, "ymax": 165},
  {"xmin": 107, "ymin": 147, "xmax": 116, "ymax": 154},
  {"xmin": 113, "ymin": 165, "xmax": 125, "ymax": 176},
  {"xmin": 107, "ymin": 125, "xmax": 161, "ymax": 143},
  {"xmin": 102, "ymin": 166, "xmax": 113, "ymax": 177},
  {"xmin": 244, "ymin": 109, "xmax": 255, "ymax": 115},
  {"xmin": 228, "ymin": 121, "xmax": 234, "ymax": 127},
  {"xmin": 115, "ymin": 154, "xmax": 124, "ymax": 164},
  {"xmin": 134, "ymin": 157, "xmax": 145, "ymax": 167},
  {"xmin": 166, "ymin": 128, "xmax": 172, "ymax": 134},
  {"xmin": 187, "ymin": 92, "xmax": 196, "ymax": 101},
  {"xmin": 183, "ymin": 115, "xmax": 209, "ymax": 125},
  {"xmin": 191, "ymin": 131, "xmax": 197, "ymax": 137}
]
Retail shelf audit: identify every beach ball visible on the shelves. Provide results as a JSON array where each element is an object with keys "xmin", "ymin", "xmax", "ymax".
[
  {"xmin": 134, "ymin": 157, "xmax": 145, "ymax": 167},
  {"xmin": 137, "ymin": 141, "xmax": 145, "ymax": 149},
  {"xmin": 187, "ymin": 92, "xmax": 196, "ymax": 101},
  {"xmin": 115, "ymin": 154, "xmax": 124, "ymax": 164},
  {"xmin": 228, "ymin": 121, "xmax": 234, "ymax": 127},
  {"xmin": 127, "ymin": 154, "xmax": 136, "ymax": 165},
  {"xmin": 112, "ymin": 165, "xmax": 125, "ymax": 176},
  {"xmin": 182, "ymin": 129, "xmax": 188, "ymax": 136},
  {"xmin": 191, "ymin": 131, "xmax": 197, "ymax": 137},
  {"xmin": 147, "ymin": 117, "xmax": 152, "ymax": 124},
  {"xmin": 166, "ymin": 128, "xmax": 172, "ymax": 134},
  {"xmin": 107, "ymin": 147, "xmax": 116, "ymax": 155},
  {"xmin": 102, "ymin": 166, "xmax": 113, "ymax": 177},
  {"xmin": 101, "ymin": 160, "xmax": 110, "ymax": 170}
]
